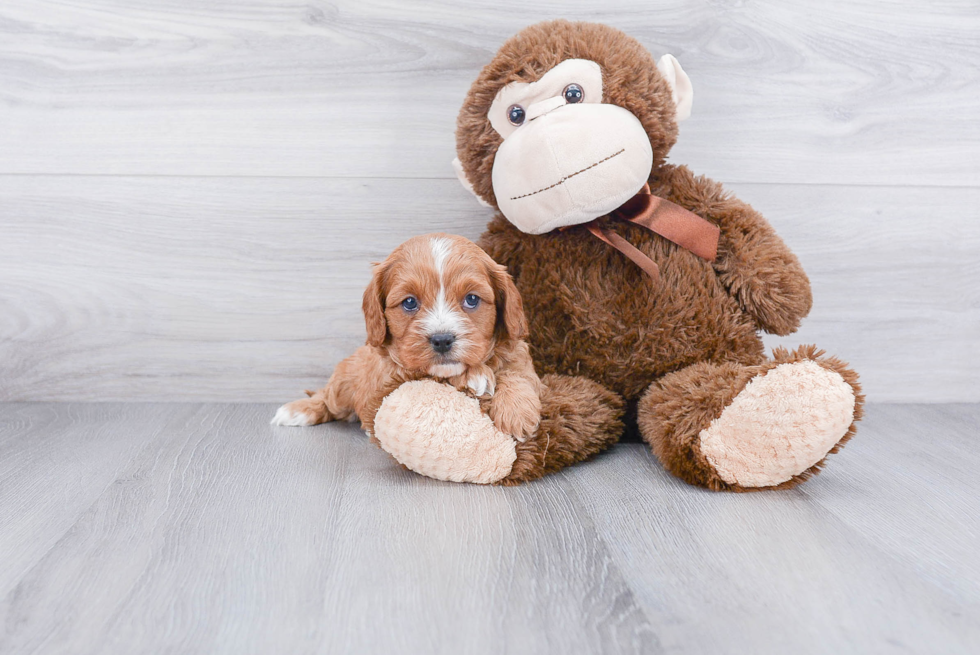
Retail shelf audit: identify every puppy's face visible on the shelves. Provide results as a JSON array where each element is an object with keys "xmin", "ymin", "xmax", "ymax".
[{"xmin": 362, "ymin": 234, "xmax": 526, "ymax": 377}]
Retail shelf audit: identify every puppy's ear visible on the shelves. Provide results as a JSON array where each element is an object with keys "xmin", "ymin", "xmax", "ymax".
[
  {"xmin": 490, "ymin": 262, "xmax": 527, "ymax": 342},
  {"xmin": 362, "ymin": 261, "xmax": 389, "ymax": 347}
]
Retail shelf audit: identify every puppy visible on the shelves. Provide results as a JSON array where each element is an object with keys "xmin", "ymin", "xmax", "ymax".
[{"xmin": 271, "ymin": 233, "xmax": 542, "ymax": 440}]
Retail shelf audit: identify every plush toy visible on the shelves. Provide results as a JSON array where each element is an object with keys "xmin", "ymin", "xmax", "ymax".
[{"xmin": 374, "ymin": 20, "xmax": 863, "ymax": 490}]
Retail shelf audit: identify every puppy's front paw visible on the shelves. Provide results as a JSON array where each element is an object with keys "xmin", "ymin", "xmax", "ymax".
[
  {"xmin": 488, "ymin": 397, "xmax": 540, "ymax": 441},
  {"xmin": 466, "ymin": 371, "xmax": 495, "ymax": 399},
  {"xmin": 450, "ymin": 366, "xmax": 496, "ymax": 399},
  {"xmin": 271, "ymin": 398, "xmax": 329, "ymax": 427}
]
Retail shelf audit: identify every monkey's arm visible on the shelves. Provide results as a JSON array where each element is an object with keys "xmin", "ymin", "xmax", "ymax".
[{"xmin": 654, "ymin": 164, "xmax": 812, "ymax": 336}]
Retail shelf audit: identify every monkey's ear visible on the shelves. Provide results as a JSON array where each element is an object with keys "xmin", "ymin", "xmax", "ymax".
[
  {"xmin": 362, "ymin": 261, "xmax": 389, "ymax": 347},
  {"xmin": 452, "ymin": 157, "xmax": 492, "ymax": 208},
  {"xmin": 656, "ymin": 54, "xmax": 694, "ymax": 122}
]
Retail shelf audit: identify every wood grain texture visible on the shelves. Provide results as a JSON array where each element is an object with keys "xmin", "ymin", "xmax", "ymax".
[
  {"xmin": 1, "ymin": 1, "xmax": 977, "ymax": 402},
  {"xmin": 748, "ymin": 182, "xmax": 980, "ymax": 402},
  {"xmin": 569, "ymin": 403, "xmax": 980, "ymax": 654},
  {"xmin": 0, "ymin": 404, "xmax": 198, "ymax": 598},
  {"xmin": 0, "ymin": 1, "xmax": 977, "ymax": 185},
  {"xmin": 1, "ymin": 402, "xmax": 978, "ymax": 654},
  {"xmin": 1, "ymin": 176, "xmax": 977, "ymax": 402},
  {"xmin": 0, "ymin": 403, "xmax": 658, "ymax": 655}
]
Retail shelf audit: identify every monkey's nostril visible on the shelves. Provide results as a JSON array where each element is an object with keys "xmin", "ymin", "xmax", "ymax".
[{"xmin": 430, "ymin": 333, "xmax": 456, "ymax": 354}]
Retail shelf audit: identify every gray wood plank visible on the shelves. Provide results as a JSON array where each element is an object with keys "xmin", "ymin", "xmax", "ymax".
[
  {"xmin": 0, "ymin": 404, "xmax": 195, "ymax": 597},
  {"xmin": 1, "ymin": 176, "xmax": 976, "ymax": 402},
  {"xmin": 1, "ymin": 403, "xmax": 978, "ymax": 654},
  {"xmin": 566, "ymin": 405, "xmax": 980, "ymax": 654},
  {"xmin": 0, "ymin": 176, "xmax": 486, "ymax": 402},
  {"xmin": 0, "ymin": 1, "xmax": 977, "ymax": 185},
  {"xmin": 799, "ymin": 404, "xmax": 980, "ymax": 605},
  {"xmin": 0, "ymin": 403, "xmax": 658, "ymax": 655},
  {"xmin": 748, "ymin": 182, "xmax": 980, "ymax": 403}
]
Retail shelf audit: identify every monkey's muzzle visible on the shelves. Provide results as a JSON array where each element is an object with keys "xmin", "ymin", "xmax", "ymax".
[{"xmin": 492, "ymin": 103, "xmax": 654, "ymax": 235}]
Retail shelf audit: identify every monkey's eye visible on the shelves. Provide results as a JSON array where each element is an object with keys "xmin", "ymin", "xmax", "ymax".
[
  {"xmin": 401, "ymin": 296, "xmax": 419, "ymax": 312},
  {"xmin": 462, "ymin": 293, "xmax": 481, "ymax": 310},
  {"xmin": 563, "ymin": 83, "xmax": 584, "ymax": 104},
  {"xmin": 507, "ymin": 105, "xmax": 525, "ymax": 126}
]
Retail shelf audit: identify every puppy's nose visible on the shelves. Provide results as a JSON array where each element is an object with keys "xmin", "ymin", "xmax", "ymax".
[{"xmin": 429, "ymin": 333, "xmax": 455, "ymax": 354}]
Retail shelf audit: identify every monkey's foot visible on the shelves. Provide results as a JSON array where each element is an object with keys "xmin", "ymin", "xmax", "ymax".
[{"xmin": 639, "ymin": 346, "xmax": 863, "ymax": 490}]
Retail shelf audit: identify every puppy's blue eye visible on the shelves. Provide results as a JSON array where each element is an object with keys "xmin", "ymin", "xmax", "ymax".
[
  {"xmin": 462, "ymin": 294, "xmax": 481, "ymax": 310},
  {"xmin": 401, "ymin": 296, "xmax": 418, "ymax": 312},
  {"xmin": 507, "ymin": 105, "xmax": 525, "ymax": 126},
  {"xmin": 563, "ymin": 83, "xmax": 584, "ymax": 104}
]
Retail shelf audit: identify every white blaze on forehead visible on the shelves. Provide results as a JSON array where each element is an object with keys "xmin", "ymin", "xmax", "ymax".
[
  {"xmin": 421, "ymin": 237, "xmax": 465, "ymax": 336},
  {"xmin": 430, "ymin": 237, "xmax": 452, "ymax": 275}
]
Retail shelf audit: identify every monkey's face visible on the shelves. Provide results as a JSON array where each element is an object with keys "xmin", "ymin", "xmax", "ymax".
[
  {"xmin": 487, "ymin": 59, "xmax": 654, "ymax": 234},
  {"xmin": 454, "ymin": 21, "xmax": 693, "ymax": 235}
]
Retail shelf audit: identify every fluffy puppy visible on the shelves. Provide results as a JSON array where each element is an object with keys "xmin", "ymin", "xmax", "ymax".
[{"xmin": 271, "ymin": 233, "xmax": 542, "ymax": 440}]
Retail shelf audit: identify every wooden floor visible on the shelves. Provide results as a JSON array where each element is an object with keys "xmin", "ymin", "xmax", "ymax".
[{"xmin": 0, "ymin": 403, "xmax": 977, "ymax": 654}]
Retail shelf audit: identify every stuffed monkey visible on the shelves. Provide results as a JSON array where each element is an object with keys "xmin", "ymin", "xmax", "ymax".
[{"xmin": 376, "ymin": 20, "xmax": 863, "ymax": 490}]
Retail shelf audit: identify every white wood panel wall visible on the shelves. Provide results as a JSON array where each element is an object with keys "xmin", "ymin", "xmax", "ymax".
[{"xmin": 1, "ymin": 1, "xmax": 978, "ymax": 402}]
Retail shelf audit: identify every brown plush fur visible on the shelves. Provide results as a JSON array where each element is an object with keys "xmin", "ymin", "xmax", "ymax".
[
  {"xmin": 499, "ymin": 374, "xmax": 624, "ymax": 485},
  {"xmin": 479, "ymin": 163, "xmax": 814, "ymax": 400},
  {"xmin": 457, "ymin": 20, "xmax": 862, "ymax": 489}
]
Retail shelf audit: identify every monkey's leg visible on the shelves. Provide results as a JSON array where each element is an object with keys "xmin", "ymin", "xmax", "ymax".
[
  {"xmin": 637, "ymin": 345, "xmax": 863, "ymax": 491},
  {"xmin": 498, "ymin": 375, "xmax": 625, "ymax": 485},
  {"xmin": 373, "ymin": 375, "xmax": 623, "ymax": 485}
]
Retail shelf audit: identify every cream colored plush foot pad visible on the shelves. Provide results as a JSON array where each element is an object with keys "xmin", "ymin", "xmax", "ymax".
[
  {"xmin": 373, "ymin": 380, "xmax": 517, "ymax": 484},
  {"xmin": 698, "ymin": 360, "xmax": 856, "ymax": 487}
]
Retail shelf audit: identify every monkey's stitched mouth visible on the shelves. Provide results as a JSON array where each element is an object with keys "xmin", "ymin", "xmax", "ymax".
[{"xmin": 509, "ymin": 149, "xmax": 625, "ymax": 201}]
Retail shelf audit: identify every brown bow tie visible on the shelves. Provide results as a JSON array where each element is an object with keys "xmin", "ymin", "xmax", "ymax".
[{"xmin": 579, "ymin": 183, "xmax": 720, "ymax": 282}]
